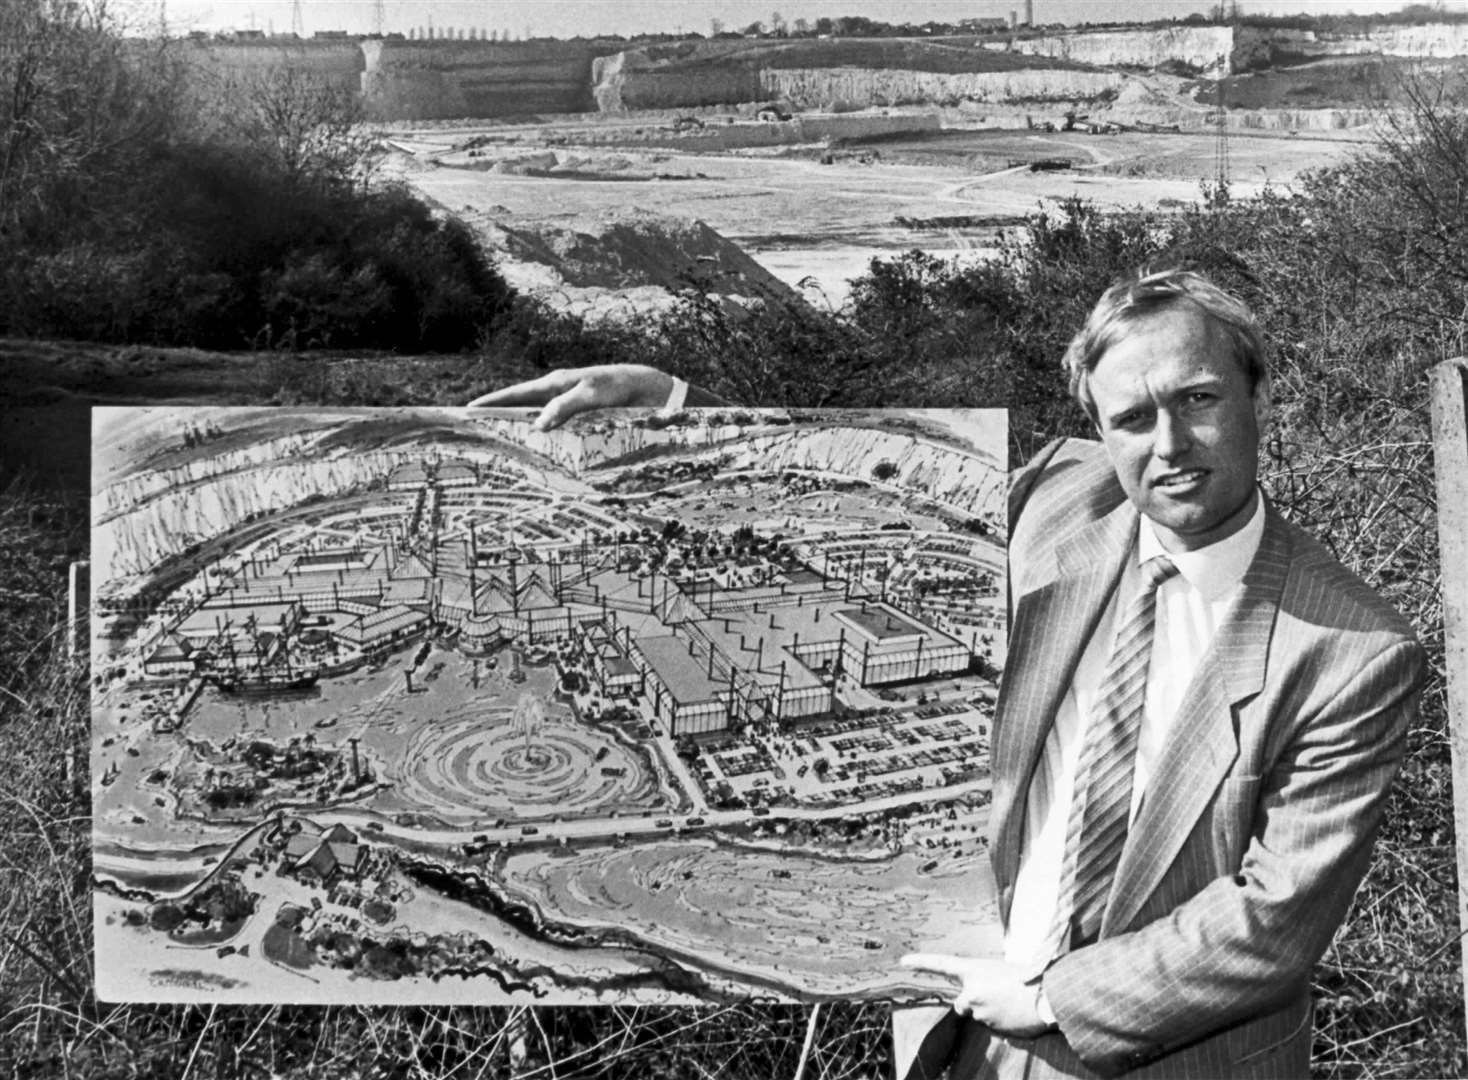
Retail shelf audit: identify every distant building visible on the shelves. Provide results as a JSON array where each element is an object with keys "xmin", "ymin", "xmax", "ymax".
[{"xmin": 959, "ymin": 16, "xmax": 1009, "ymax": 32}]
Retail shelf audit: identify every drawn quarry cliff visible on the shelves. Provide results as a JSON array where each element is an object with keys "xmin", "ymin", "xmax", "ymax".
[{"xmin": 92, "ymin": 407, "xmax": 1007, "ymax": 1004}]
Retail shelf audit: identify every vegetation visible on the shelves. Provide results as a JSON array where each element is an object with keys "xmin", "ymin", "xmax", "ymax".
[
  {"xmin": 1, "ymin": 2, "xmax": 1464, "ymax": 1077},
  {"xmin": 0, "ymin": 1, "xmax": 512, "ymax": 352},
  {"xmin": 722, "ymin": 4, "xmax": 1468, "ymax": 38}
]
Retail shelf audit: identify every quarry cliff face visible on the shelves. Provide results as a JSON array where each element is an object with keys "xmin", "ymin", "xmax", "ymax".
[
  {"xmin": 1006, "ymin": 26, "xmax": 1235, "ymax": 73},
  {"xmin": 763, "ymin": 67, "xmax": 1123, "ymax": 109},
  {"xmin": 1010, "ymin": 22, "xmax": 1468, "ymax": 76},
  {"xmin": 592, "ymin": 50, "xmax": 762, "ymax": 111},
  {"xmin": 706, "ymin": 426, "xmax": 1004, "ymax": 524},
  {"xmin": 1364, "ymin": 22, "xmax": 1468, "ymax": 57},
  {"xmin": 472, "ymin": 417, "xmax": 1004, "ymax": 525},
  {"xmin": 360, "ymin": 39, "xmax": 619, "ymax": 120},
  {"xmin": 97, "ymin": 416, "xmax": 1002, "ymax": 582},
  {"xmin": 183, "ymin": 24, "xmax": 1468, "ymax": 122},
  {"xmin": 97, "ymin": 441, "xmax": 417, "ymax": 580},
  {"xmin": 179, "ymin": 39, "xmax": 364, "ymax": 95}
]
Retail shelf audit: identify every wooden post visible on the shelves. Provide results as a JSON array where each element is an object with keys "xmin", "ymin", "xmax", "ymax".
[
  {"xmin": 68, "ymin": 560, "xmax": 89, "ymax": 662},
  {"xmin": 1430, "ymin": 357, "xmax": 1468, "ymax": 1035}
]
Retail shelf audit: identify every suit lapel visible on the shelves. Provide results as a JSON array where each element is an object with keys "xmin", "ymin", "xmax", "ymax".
[
  {"xmin": 1103, "ymin": 502, "xmax": 1292, "ymax": 934},
  {"xmin": 992, "ymin": 501, "xmax": 1136, "ymax": 907}
]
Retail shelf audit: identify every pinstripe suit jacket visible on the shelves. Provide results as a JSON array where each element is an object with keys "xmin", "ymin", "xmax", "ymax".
[{"xmin": 935, "ymin": 438, "xmax": 1424, "ymax": 1080}]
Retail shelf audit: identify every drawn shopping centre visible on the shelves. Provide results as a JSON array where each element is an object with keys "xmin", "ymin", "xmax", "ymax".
[{"xmin": 135, "ymin": 453, "xmax": 985, "ymax": 738}]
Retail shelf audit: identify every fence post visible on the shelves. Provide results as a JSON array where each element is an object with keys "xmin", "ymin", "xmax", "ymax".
[
  {"xmin": 69, "ymin": 560, "xmax": 90, "ymax": 663},
  {"xmin": 1430, "ymin": 357, "xmax": 1468, "ymax": 1032}
]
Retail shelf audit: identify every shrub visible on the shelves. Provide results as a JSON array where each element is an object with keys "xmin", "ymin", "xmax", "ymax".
[{"xmin": 0, "ymin": 16, "xmax": 514, "ymax": 353}]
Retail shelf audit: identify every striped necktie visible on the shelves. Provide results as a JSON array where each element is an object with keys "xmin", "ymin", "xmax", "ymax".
[{"xmin": 1050, "ymin": 554, "xmax": 1179, "ymax": 954}]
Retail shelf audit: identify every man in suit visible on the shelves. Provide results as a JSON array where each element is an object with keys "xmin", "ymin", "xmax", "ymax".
[{"xmin": 472, "ymin": 269, "xmax": 1425, "ymax": 1078}]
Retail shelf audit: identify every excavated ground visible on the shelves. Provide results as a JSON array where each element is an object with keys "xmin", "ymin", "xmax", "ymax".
[{"xmin": 391, "ymin": 112, "xmax": 1367, "ymax": 311}]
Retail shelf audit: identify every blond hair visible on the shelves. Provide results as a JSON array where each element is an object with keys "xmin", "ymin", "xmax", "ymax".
[{"xmin": 1063, "ymin": 269, "xmax": 1267, "ymax": 423}]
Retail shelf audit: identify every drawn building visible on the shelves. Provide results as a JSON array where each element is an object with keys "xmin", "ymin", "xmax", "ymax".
[
  {"xmin": 143, "ymin": 633, "xmax": 204, "ymax": 677},
  {"xmin": 332, "ymin": 603, "xmax": 431, "ymax": 653},
  {"xmin": 437, "ymin": 460, "xmax": 477, "ymax": 487},
  {"xmin": 634, "ymin": 634, "xmax": 728, "ymax": 736},
  {"xmin": 177, "ymin": 600, "xmax": 305, "ymax": 653},
  {"xmin": 388, "ymin": 461, "xmax": 430, "ymax": 491},
  {"xmin": 458, "ymin": 612, "xmax": 505, "ymax": 653},
  {"xmin": 471, "ymin": 565, "xmax": 572, "ymax": 643},
  {"xmin": 283, "ymin": 823, "xmax": 368, "ymax": 887},
  {"xmin": 579, "ymin": 616, "xmax": 642, "ymax": 697},
  {"xmin": 829, "ymin": 604, "xmax": 969, "ymax": 684}
]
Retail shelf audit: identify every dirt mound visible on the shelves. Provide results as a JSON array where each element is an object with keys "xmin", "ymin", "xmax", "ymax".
[
  {"xmin": 488, "ymin": 151, "xmax": 559, "ymax": 174},
  {"xmin": 464, "ymin": 208, "xmax": 804, "ymax": 323}
]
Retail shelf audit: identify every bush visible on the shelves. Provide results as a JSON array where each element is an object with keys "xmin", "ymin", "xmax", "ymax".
[{"xmin": 0, "ymin": 15, "xmax": 514, "ymax": 353}]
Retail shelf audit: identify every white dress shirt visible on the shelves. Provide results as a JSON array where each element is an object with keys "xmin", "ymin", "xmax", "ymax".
[{"xmin": 1004, "ymin": 493, "xmax": 1266, "ymax": 975}]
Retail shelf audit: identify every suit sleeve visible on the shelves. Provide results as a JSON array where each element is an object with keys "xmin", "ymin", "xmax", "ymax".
[{"xmin": 1042, "ymin": 635, "xmax": 1424, "ymax": 1077}]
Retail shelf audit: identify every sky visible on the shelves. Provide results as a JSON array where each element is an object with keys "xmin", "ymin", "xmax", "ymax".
[{"xmin": 133, "ymin": 0, "xmax": 1468, "ymax": 39}]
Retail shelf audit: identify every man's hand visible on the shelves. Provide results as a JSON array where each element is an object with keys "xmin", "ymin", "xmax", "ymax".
[
  {"xmin": 900, "ymin": 954, "xmax": 1051, "ymax": 1037},
  {"xmin": 466, "ymin": 365, "xmax": 674, "ymax": 431}
]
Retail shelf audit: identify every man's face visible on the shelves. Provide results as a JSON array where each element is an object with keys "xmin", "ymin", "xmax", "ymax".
[{"xmin": 1087, "ymin": 302, "xmax": 1269, "ymax": 553}]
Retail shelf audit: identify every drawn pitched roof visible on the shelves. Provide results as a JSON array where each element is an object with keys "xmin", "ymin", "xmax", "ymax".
[
  {"xmin": 388, "ymin": 462, "xmax": 430, "ymax": 487},
  {"xmin": 284, "ymin": 830, "xmax": 321, "ymax": 861},
  {"xmin": 438, "ymin": 461, "xmax": 476, "ymax": 484},
  {"xmin": 336, "ymin": 604, "xmax": 428, "ymax": 645},
  {"xmin": 520, "ymin": 576, "xmax": 557, "ymax": 611},
  {"xmin": 476, "ymin": 576, "xmax": 517, "ymax": 614},
  {"xmin": 293, "ymin": 839, "xmax": 365, "ymax": 881},
  {"xmin": 659, "ymin": 591, "xmax": 703, "ymax": 626},
  {"xmin": 391, "ymin": 551, "xmax": 435, "ymax": 580},
  {"xmin": 146, "ymin": 633, "xmax": 194, "ymax": 664}
]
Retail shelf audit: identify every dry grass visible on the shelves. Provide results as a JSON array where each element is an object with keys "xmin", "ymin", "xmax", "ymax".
[{"xmin": 1258, "ymin": 352, "xmax": 1464, "ymax": 1077}]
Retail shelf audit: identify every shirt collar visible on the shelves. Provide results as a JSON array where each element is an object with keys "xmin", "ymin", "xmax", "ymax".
[{"xmin": 1137, "ymin": 489, "xmax": 1265, "ymax": 602}]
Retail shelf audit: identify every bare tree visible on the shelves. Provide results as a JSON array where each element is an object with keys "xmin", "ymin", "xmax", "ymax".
[
  {"xmin": 203, "ymin": 63, "xmax": 374, "ymax": 193},
  {"xmin": 1369, "ymin": 70, "xmax": 1468, "ymax": 292},
  {"xmin": 0, "ymin": 0, "xmax": 182, "ymax": 242}
]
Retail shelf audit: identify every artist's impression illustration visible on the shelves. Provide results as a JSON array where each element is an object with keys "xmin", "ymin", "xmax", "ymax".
[{"xmin": 92, "ymin": 407, "xmax": 1005, "ymax": 1004}]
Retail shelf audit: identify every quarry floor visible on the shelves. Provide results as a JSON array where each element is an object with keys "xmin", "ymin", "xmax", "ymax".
[{"xmin": 390, "ymin": 120, "xmax": 1370, "ymax": 308}]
